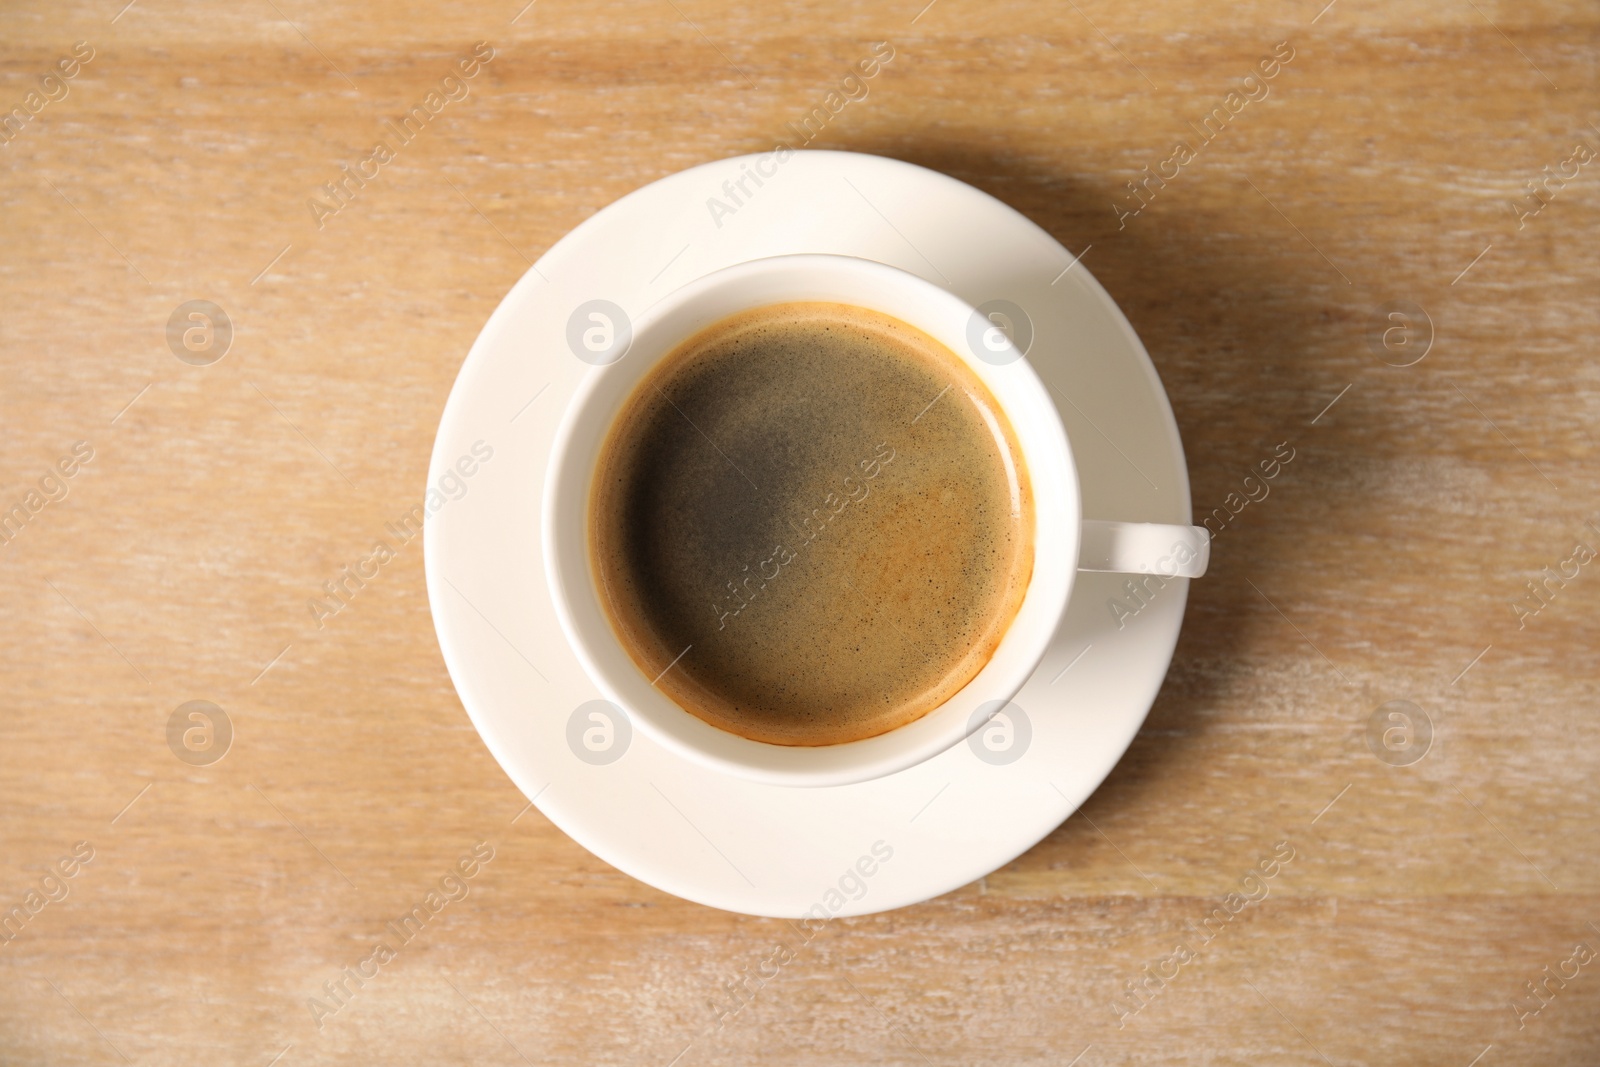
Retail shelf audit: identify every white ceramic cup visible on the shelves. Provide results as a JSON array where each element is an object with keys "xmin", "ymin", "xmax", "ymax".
[{"xmin": 544, "ymin": 254, "xmax": 1208, "ymax": 788}]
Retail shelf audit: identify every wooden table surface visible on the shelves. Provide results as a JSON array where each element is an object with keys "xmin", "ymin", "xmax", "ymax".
[{"xmin": 3, "ymin": 1, "xmax": 1598, "ymax": 1063}]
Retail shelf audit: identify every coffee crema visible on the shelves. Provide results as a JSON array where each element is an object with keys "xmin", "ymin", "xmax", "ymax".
[{"xmin": 588, "ymin": 301, "xmax": 1033, "ymax": 746}]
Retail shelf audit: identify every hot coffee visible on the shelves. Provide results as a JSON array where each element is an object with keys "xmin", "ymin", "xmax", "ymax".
[{"xmin": 589, "ymin": 301, "xmax": 1033, "ymax": 746}]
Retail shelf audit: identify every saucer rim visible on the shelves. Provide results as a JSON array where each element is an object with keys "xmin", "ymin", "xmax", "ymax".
[{"xmin": 424, "ymin": 149, "xmax": 1192, "ymax": 916}]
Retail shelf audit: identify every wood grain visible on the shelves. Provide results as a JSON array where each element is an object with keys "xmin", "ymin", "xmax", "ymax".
[{"xmin": 2, "ymin": 1, "xmax": 1597, "ymax": 1064}]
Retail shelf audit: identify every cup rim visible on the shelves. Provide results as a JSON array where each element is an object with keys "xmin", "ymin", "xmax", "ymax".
[{"xmin": 542, "ymin": 253, "xmax": 1081, "ymax": 787}]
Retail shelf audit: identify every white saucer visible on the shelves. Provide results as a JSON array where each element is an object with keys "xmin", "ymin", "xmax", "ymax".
[{"xmin": 425, "ymin": 150, "xmax": 1193, "ymax": 917}]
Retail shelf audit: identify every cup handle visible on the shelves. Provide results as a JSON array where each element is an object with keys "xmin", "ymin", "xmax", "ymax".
[{"xmin": 1079, "ymin": 520, "xmax": 1210, "ymax": 578}]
